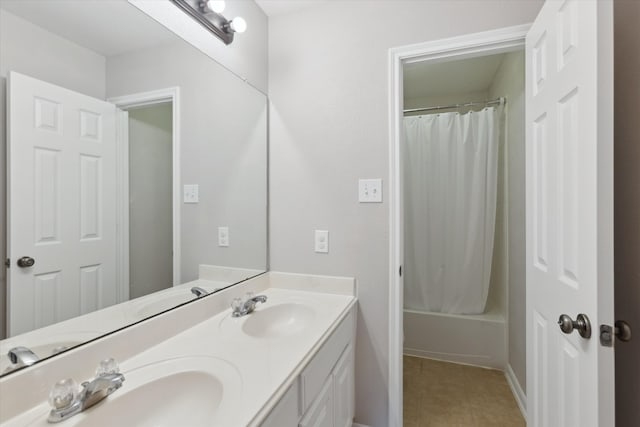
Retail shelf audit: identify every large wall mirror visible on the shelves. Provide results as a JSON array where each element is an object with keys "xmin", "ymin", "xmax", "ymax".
[{"xmin": 0, "ymin": 0, "xmax": 267, "ymax": 376}]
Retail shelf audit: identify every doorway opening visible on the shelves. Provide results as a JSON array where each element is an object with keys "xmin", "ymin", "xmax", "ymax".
[
  {"xmin": 109, "ymin": 88, "xmax": 181, "ymax": 303},
  {"xmin": 127, "ymin": 102, "xmax": 173, "ymax": 299},
  {"xmin": 402, "ymin": 50, "xmax": 525, "ymax": 425},
  {"xmin": 387, "ymin": 25, "xmax": 529, "ymax": 426}
]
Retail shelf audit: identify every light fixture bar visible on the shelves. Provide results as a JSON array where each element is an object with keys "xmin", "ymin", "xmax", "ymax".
[{"xmin": 170, "ymin": 0, "xmax": 235, "ymax": 45}]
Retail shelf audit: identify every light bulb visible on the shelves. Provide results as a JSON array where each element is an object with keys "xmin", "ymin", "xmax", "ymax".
[
  {"xmin": 206, "ymin": 0, "xmax": 225, "ymax": 14},
  {"xmin": 229, "ymin": 17, "xmax": 247, "ymax": 33}
]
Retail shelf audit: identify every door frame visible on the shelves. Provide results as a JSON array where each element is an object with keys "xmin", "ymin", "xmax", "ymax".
[
  {"xmin": 108, "ymin": 87, "xmax": 181, "ymax": 301},
  {"xmin": 387, "ymin": 24, "xmax": 530, "ymax": 427}
]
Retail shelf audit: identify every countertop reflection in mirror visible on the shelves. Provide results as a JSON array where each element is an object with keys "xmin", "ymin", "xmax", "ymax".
[{"xmin": 0, "ymin": 0, "xmax": 267, "ymax": 376}]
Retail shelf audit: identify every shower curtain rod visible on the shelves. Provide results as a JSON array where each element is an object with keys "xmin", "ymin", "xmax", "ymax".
[{"xmin": 403, "ymin": 97, "xmax": 505, "ymax": 114}]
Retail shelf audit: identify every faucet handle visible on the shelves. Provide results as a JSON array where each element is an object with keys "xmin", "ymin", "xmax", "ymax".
[
  {"xmin": 231, "ymin": 297, "xmax": 243, "ymax": 312},
  {"xmin": 48, "ymin": 378, "xmax": 80, "ymax": 410},
  {"xmin": 95, "ymin": 358, "xmax": 119, "ymax": 377}
]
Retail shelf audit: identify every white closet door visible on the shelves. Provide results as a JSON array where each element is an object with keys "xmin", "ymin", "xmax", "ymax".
[
  {"xmin": 525, "ymin": 1, "xmax": 614, "ymax": 426},
  {"xmin": 7, "ymin": 71, "xmax": 117, "ymax": 336}
]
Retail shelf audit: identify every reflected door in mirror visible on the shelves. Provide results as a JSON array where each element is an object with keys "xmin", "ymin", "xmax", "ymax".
[{"xmin": 8, "ymin": 72, "xmax": 118, "ymax": 336}]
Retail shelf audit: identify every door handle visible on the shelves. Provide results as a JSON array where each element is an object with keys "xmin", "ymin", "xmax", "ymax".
[
  {"xmin": 614, "ymin": 320, "xmax": 632, "ymax": 342},
  {"xmin": 558, "ymin": 313, "xmax": 592, "ymax": 339},
  {"xmin": 17, "ymin": 256, "xmax": 35, "ymax": 268},
  {"xmin": 600, "ymin": 320, "xmax": 632, "ymax": 346}
]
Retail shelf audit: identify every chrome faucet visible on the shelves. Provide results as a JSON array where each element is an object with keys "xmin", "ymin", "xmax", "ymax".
[
  {"xmin": 8, "ymin": 346, "xmax": 39, "ymax": 367},
  {"xmin": 231, "ymin": 293, "xmax": 267, "ymax": 317},
  {"xmin": 190, "ymin": 286, "xmax": 209, "ymax": 298},
  {"xmin": 47, "ymin": 358, "xmax": 125, "ymax": 423}
]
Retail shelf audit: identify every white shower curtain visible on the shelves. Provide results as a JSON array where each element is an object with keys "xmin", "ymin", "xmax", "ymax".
[{"xmin": 403, "ymin": 107, "xmax": 500, "ymax": 315}]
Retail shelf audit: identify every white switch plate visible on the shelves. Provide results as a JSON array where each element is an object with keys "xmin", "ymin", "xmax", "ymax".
[
  {"xmin": 183, "ymin": 184, "xmax": 199, "ymax": 203},
  {"xmin": 218, "ymin": 226, "xmax": 229, "ymax": 247},
  {"xmin": 314, "ymin": 230, "xmax": 329, "ymax": 253},
  {"xmin": 359, "ymin": 179, "xmax": 382, "ymax": 203}
]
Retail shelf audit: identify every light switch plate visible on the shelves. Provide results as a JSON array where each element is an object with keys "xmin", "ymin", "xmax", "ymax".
[
  {"xmin": 218, "ymin": 226, "xmax": 229, "ymax": 247},
  {"xmin": 314, "ymin": 230, "xmax": 329, "ymax": 253},
  {"xmin": 183, "ymin": 184, "xmax": 199, "ymax": 203},
  {"xmin": 359, "ymin": 179, "xmax": 382, "ymax": 203}
]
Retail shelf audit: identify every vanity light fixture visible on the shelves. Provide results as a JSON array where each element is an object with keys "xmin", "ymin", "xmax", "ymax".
[{"xmin": 170, "ymin": 0, "xmax": 247, "ymax": 45}]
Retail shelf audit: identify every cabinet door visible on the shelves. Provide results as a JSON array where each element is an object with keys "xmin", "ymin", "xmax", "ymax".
[
  {"xmin": 261, "ymin": 382, "xmax": 299, "ymax": 427},
  {"xmin": 301, "ymin": 311, "xmax": 353, "ymax": 413},
  {"xmin": 299, "ymin": 378, "xmax": 333, "ymax": 427},
  {"xmin": 333, "ymin": 344, "xmax": 354, "ymax": 427}
]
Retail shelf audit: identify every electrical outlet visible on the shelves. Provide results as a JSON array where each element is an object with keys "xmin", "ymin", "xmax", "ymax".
[
  {"xmin": 358, "ymin": 179, "xmax": 382, "ymax": 203},
  {"xmin": 218, "ymin": 226, "xmax": 229, "ymax": 247},
  {"xmin": 314, "ymin": 230, "xmax": 329, "ymax": 253}
]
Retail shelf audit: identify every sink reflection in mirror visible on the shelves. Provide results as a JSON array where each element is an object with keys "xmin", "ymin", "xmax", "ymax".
[
  {"xmin": 128, "ymin": 282, "xmax": 220, "ymax": 319},
  {"xmin": 0, "ymin": 0, "xmax": 267, "ymax": 376},
  {"xmin": 0, "ymin": 332, "xmax": 102, "ymax": 375}
]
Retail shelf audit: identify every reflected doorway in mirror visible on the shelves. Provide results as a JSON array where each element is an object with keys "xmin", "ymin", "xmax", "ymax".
[{"xmin": 109, "ymin": 87, "xmax": 182, "ymax": 301}]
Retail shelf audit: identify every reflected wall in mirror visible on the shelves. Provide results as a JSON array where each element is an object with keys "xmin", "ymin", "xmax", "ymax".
[{"xmin": 0, "ymin": 0, "xmax": 267, "ymax": 375}]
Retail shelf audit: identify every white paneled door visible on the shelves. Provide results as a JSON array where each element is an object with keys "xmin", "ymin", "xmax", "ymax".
[
  {"xmin": 7, "ymin": 72, "xmax": 118, "ymax": 336},
  {"xmin": 525, "ymin": 1, "xmax": 614, "ymax": 426}
]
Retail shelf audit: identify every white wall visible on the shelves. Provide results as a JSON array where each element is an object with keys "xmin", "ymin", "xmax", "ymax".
[
  {"xmin": 488, "ymin": 50, "xmax": 526, "ymax": 392},
  {"xmin": 106, "ymin": 40, "xmax": 268, "ymax": 282},
  {"xmin": 129, "ymin": 0, "xmax": 268, "ymax": 93},
  {"xmin": 0, "ymin": 10, "xmax": 107, "ymax": 99},
  {"xmin": 128, "ymin": 103, "xmax": 174, "ymax": 298},
  {"xmin": 614, "ymin": 0, "xmax": 640, "ymax": 424},
  {"xmin": 0, "ymin": 9, "xmax": 107, "ymax": 339},
  {"xmin": 267, "ymin": 2, "xmax": 543, "ymax": 425}
]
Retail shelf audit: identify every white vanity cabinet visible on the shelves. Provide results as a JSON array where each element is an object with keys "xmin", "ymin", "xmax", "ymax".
[
  {"xmin": 300, "ymin": 377, "xmax": 334, "ymax": 427},
  {"xmin": 260, "ymin": 308, "xmax": 355, "ymax": 427},
  {"xmin": 331, "ymin": 344, "xmax": 354, "ymax": 427},
  {"xmin": 260, "ymin": 382, "xmax": 300, "ymax": 427},
  {"xmin": 0, "ymin": 276, "xmax": 357, "ymax": 427}
]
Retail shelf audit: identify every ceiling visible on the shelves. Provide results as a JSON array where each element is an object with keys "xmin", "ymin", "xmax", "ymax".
[
  {"xmin": 254, "ymin": 0, "xmax": 330, "ymax": 17},
  {"xmin": 403, "ymin": 53, "xmax": 506, "ymax": 100},
  {"xmin": 0, "ymin": 0, "xmax": 178, "ymax": 57}
]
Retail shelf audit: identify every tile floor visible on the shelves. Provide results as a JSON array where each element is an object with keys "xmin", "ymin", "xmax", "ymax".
[{"xmin": 403, "ymin": 355, "xmax": 525, "ymax": 427}]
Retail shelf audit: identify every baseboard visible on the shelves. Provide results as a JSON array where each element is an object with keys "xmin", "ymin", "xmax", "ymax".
[
  {"xmin": 404, "ymin": 347, "xmax": 503, "ymax": 370},
  {"xmin": 504, "ymin": 364, "xmax": 527, "ymax": 421},
  {"xmin": 352, "ymin": 423, "xmax": 371, "ymax": 427}
]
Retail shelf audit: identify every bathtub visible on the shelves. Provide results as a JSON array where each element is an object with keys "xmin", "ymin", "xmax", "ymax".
[{"xmin": 403, "ymin": 307, "xmax": 506, "ymax": 369}]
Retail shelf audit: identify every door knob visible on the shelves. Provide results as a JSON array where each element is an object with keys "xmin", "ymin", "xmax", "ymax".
[
  {"xmin": 599, "ymin": 320, "xmax": 632, "ymax": 346},
  {"xmin": 558, "ymin": 313, "xmax": 592, "ymax": 339},
  {"xmin": 614, "ymin": 320, "xmax": 632, "ymax": 342},
  {"xmin": 17, "ymin": 256, "xmax": 35, "ymax": 268}
]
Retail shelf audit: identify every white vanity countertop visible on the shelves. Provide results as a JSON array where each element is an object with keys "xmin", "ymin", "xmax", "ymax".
[
  {"xmin": 0, "ymin": 278, "xmax": 227, "ymax": 374},
  {"xmin": 0, "ymin": 263, "xmax": 263, "ymax": 375},
  {"xmin": 0, "ymin": 272, "xmax": 356, "ymax": 427}
]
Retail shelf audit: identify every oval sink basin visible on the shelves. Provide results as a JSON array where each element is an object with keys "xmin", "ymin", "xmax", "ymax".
[
  {"xmin": 51, "ymin": 357, "xmax": 242, "ymax": 427},
  {"xmin": 242, "ymin": 303, "xmax": 315, "ymax": 339}
]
